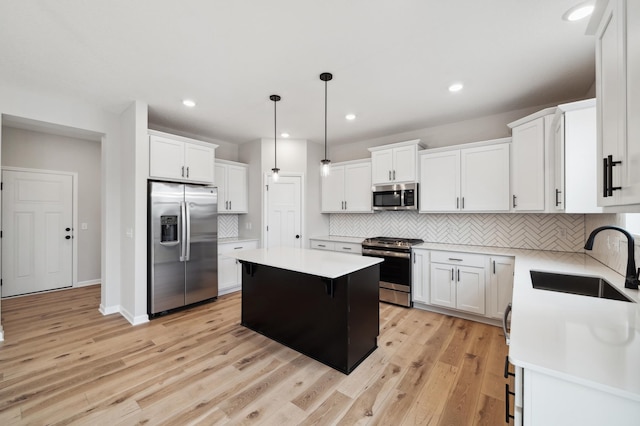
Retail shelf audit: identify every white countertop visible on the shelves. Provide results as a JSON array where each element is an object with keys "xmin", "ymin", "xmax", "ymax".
[
  {"xmin": 309, "ymin": 235, "xmax": 365, "ymax": 244},
  {"xmin": 218, "ymin": 237, "xmax": 259, "ymax": 244},
  {"xmin": 225, "ymin": 247, "xmax": 383, "ymax": 279},
  {"xmin": 414, "ymin": 242, "xmax": 640, "ymax": 401}
]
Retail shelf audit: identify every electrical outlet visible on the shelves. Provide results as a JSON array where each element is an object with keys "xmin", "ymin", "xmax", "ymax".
[{"xmin": 558, "ymin": 228, "xmax": 567, "ymax": 239}]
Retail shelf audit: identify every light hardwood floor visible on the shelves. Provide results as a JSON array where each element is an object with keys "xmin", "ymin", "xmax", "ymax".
[{"xmin": 0, "ymin": 285, "xmax": 509, "ymax": 425}]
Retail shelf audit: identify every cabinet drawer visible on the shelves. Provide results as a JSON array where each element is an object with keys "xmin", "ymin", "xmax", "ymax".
[
  {"xmin": 334, "ymin": 242, "xmax": 362, "ymax": 254},
  {"xmin": 430, "ymin": 250, "xmax": 486, "ymax": 268},
  {"xmin": 219, "ymin": 240, "xmax": 257, "ymax": 255},
  {"xmin": 310, "ymin": 240, "xmax": 336, "ymax": 251}
]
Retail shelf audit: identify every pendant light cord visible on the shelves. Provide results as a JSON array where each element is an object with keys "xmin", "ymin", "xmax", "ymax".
[
  {"xmin": 324, "ymin": 78, "xmax": 328, "ymax": 159},
  {"xmin": 274, "ymin": 99, "xmax": 277, "ymax": 169}
]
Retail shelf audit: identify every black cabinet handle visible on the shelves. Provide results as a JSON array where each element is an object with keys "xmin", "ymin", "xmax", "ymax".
[
  {"xmin": 555, "ymin": 189, "xmax": 562, "ymax": 206},
  {"xmin": 295, "ymin": 235, "xmax": 300, "ymax": 239},
  {"xmin": 493, "ymin": 260, "xmax": 496, "ymax": 274},
  {"xmin": 461, "ymin": 197, "xmax": 465, "ymax": 209},
  {"xmin": 451, "ymin": 268, "xmax": 454, "ymax": 281},
  {"xmin": 505, "ymin": 384, "xmax": 515, "ymax": 423},
  {"xmin": 181, "ymin": 166, "xmax": 185, "ymax": 177},
  {"xmin": 504, "ymin": 356, "xmax": 515, "ymax": 379},
  {"xmin": 65, "ymin": 235, "xmax": 71, "ymax": 240},
  {"xmin": 512, "ymin": 195, "xmax": 517, "ymax": 208},
  {"xmin": 457, "ymin": 269, "xmax": 460, "ymax": 282},
  {"xmin": 603, "ymin": 157, "xmax": 609, "ymax": 198},
  {"xmin": 186, "ymin": 166, "xmax": 190, "ymax": 178},
  {"xmin": 65, "ymin": 227, "xmax": 71, "ymax": 232},
  {"xmin": 456, "ymin": 197, "xmax": 459, "ymax": 209}
]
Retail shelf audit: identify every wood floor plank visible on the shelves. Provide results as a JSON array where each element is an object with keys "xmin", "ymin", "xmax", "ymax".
[{"xmin": 0, "ymin": 285, "xmax": 509, "ymax": 425}]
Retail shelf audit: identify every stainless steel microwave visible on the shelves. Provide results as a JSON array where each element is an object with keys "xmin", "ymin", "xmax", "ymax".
[{"xmin": 372, "ymin": 183, "xmax": 418, "ymax": 211}]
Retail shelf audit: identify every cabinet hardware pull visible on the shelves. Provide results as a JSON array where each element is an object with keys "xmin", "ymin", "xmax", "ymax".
[
  {"xmin": 603, "ymin": 157, "xmax": 609, "ymax": 198},
  {"xmin": 229, "ymin": 201, "xmax": 231, "ymax": 210},
  {"xmin": 448, "ymin": 258, "xmax": 463, "ymax": 261},
  {"xmin": 512, "ymin": 195, "xmax": 517, "ymax": 208},
  {"xmin": 389, "ymin": 170, "xmax": 392, "ymax": 181},
  {"xmin": 186, "ymin": 166, "xmax": 189, "ymax": 178},
  {"xmin": 504, "ymin": 356, "xmax": 515, "ymax": 379},
  {"xmin": 503, "ymin": 303, "xmax": 512, "ymax": 345},
  {"xmin": 606, "ymin": 155, "xmax": 622, "ymax": 196},
  {"xmin": 318, "ymin": 244, "xmax": 326, "ymax": 247},
  {"xmin": 461, "ymin": 197, "xmax": 465, "ymax": 209},
  {"xmin": 505, "ymin": 384, "xmax": 515, "ymax": 423},
  {"xmin": 233, "ymin": 247, "xmax": 243, "ymax": 250},
  {"xmin": 181, "ymin": 166, "xmax": 185, "ymax": 177},
  {"xmin": 456, "ymin": 197, "xmax": 459, "ymax": 209},
  {"xmin": 345, "ymin": 201, "xmax": 347, "ymax": 210},
  {"xmin": 457, "ymin": 269, "xmax": 460, "ymax": 282},
  {"xmin": 555, "ymin": 188, "xmax": 562, "ymax": 206},
  {"xmin": 342, "ymin": 247, "xmax": 351, "ymax": 250},
  {"xmin": 493, "ymin": 260, "xmax": 496, "ymax": 274},
  {"xmin": 451, "ymin": 268, "xmax": 454, "ymax": 281},
  {"xmin": 393, "ymin": 170, "xmax": 396, "ymax": 180}
]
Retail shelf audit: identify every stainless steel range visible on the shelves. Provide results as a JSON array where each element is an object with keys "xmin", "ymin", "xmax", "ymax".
[{"xmin": 361, "ymin": 236, "xmax": 424, "ymax": 307}]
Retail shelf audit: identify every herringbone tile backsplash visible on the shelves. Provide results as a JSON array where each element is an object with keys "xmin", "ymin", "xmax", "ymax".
[
  {"xmin": 330, "ymin": 212, "xmax": 585, "ymax": 252},
  {"xmin": 218, "ymin": 215, "xmax": 239, "ymax": 238}
]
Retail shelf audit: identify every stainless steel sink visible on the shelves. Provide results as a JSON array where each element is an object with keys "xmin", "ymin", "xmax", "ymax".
[{"xmin": 530, "ymin": 270, "xmax": 634, "ymax": 303}]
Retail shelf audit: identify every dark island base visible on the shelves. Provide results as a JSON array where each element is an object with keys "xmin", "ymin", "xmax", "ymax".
[{"xmin": 240, "ymin": 262, "xmax": 380, "ymax": 374}]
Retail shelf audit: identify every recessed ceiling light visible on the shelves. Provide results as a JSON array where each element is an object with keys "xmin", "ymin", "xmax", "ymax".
[
  {"xmin": 345, "ymin": 114, "xmax": 356, "ymax": 121},
  {"xmin": 182, "ymin": 99, "xmax": 196, "ymax": 107},
  {"xmin": 281, "ymin": 132, "xmax": 290, "ymax": 138},
  {"xmin": 563, "ymin": 2, "xmax": 594, "ymax": 21},
  {"xmin": 448, "ymin": 83, "xmax": 464, "ymax": 92}
]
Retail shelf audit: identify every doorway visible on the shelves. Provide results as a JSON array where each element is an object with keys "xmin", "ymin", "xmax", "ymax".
[
  {"xmin": 264, "ymin": 174, "xmax": 303, "ymax": 249},
  {"xmin": 2, "ymin": 168, "xmax": 76, "ymax": 296}
]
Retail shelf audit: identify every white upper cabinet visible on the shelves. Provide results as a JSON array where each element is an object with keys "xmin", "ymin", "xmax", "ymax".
[
  {"xmin": 509, "ymin": 114, "xmax": 554, "ymax": 212},
  {"xmin": 215, "ymin": 160, "xmax": 248, "ymax": 214},
  {"xmin": 419, "ymin": 139, "xmax": 510, "ymax": 213},
  {"xmin": 553, "ymin": 99, "xmax": 603, "ymax": 213},
  {"xmin": 321, "ymin": 160, "xmax": 372, "ymax": 213},
  {"xmin": 369, "ymin": 139, "xmax": 423, "ymax": 184},
  {"xmin": 591, "ymin": 0, "xmax": 640, "ymax": 208},
  {"xmin": 149, "ymin": 130, "xmax": 217, "ymax": 184}
]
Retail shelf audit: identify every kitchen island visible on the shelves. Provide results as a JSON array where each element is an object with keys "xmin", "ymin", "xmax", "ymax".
[{"xmin": 226, "ymin": 247, "xmax": 384, "ymax": 374}]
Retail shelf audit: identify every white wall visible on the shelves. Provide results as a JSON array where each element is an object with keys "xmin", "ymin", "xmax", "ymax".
[
  {"xmin": 0, "ymin": 81, "xmax": 126, "ymax": 337},
  {"xmin": 1, "ymin": 127, "xmax": 101, "ymax": 284},
  {"xmin": 330, "ymin": 101, "xmax": 589, "ymax": 162},
  {"xmin": 238, "ymin": 138, "xmax": 330, "ymax": 246}
]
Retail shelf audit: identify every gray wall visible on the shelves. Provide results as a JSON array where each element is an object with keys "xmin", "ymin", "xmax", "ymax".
[{"xmin": 1, "ymin": 126, "xmax": 101, "ymax": 284}]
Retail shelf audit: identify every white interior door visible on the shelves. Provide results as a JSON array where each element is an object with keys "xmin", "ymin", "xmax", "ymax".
[
  {"xmin": 265, "ymin": 175, "xmax": 301, "ymax": 249},
  {"xmin": 2, "ymin": 170, "xmax": 74, "ymax": 297}
]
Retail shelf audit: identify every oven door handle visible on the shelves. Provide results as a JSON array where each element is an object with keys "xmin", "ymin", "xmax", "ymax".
[{"xmin": 362, "ymin": 248, "xmax": 411, "ymax": 259}]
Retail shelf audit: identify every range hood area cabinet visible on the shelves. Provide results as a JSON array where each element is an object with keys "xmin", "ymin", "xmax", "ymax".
[
  {"xmin": 551, "ymin": 99, "xmax": 603, "ymax": 214},
  {"xmin": 418, "ymin": 138, "xmax": 510, "ymax": 213},
  {"xmin": 148, "ymin": 130, "xmax": 218, "ymax": 184},
  {"xmin": 321, "ymin": 159, "xmax": 372, "ymax": 213},
  {"xmin": 215, "ymin": 159, "xmax": 248, "ymax": 214},
  {"xmin": 368, "ymin": 139, "xmax": 425, "ymax": 185},
  {"xmin": 590, "ymin": 0, "xmax": 640, "ymax": 208}
]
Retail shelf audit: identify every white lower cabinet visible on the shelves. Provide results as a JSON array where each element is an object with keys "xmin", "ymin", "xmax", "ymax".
[
  {"xmin": 515, "ymin": 368, "xmax": 640, "ymax": 426},
  {"xmin": 218, "ymin": 240, "xmax": 258, "ymax": 295},
  {"xmin": 413, "ymin": 249, "xmax": 514, "ymax": 324},
  {"xmin": 488, "ymin": 256, "xmax": 515, "ymax": 319},
  {"xmin": 309, "ymin": 238, "xmax": 362, "ymax": 254},
  {"xmin": 429, "ymin": 251, "xmax": 486, "ymax": 315}
]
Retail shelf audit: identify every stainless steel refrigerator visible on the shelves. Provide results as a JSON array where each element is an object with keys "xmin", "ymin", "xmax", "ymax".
[{"xmin": 148, "ymin": 181, "xmax": 218, "ymax": 316}]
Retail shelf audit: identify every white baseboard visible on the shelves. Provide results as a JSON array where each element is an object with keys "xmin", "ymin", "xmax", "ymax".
[
  {"xmin": 218, "ymin": 286, "xmax": 241, "ymax": 296},
  {"xmin": 76, "ymin": 279, "xmax": 101, "ymax": 288},
  {"xmin": 99, "ymin": 304, "xmax": 120, "ymax": 316},
  {"xmin": 0, "ymin": 326, "xmax": 4, "ymax": 342},
  {"xmin": 119, "ymin": 306, "xmax": 149, "ymax": 326}
]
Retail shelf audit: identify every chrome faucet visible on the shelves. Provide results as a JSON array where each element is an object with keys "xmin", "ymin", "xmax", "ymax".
[{"xmin": 584, "ymin": 226, "xmax": 640, "ymax": 290}]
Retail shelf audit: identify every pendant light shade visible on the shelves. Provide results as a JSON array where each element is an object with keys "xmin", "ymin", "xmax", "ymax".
[
  {"xmin": 270, "ymin": 94, "xmax": 281, "ymax": 182},
  {"xmin": 320, "ymin": 72, "xmax": 332, "ymax": 177}
]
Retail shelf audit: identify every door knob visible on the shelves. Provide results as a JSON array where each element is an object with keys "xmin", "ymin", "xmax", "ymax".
[
  {"xmin": 65, "ymin": 227, "xmax": 71, "ymax": 232},
  {"xmin": 295, "ymin": 235, "xmax": 300, "ymax": 239},
  {"xmin": 65, "ymin": 235, "xmax": 71, "ymax": 240}
]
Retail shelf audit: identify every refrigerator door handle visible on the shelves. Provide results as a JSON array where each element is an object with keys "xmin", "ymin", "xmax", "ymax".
[
  {"xmin": 179, "ymin": 201, "xmax": 187, "ymax": 262},
  {"xmin": 185, "ymin": 202, "xmax": 191, "ymax": 261}
]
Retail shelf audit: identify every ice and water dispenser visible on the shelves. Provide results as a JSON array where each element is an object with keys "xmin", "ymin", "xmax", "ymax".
[{"xmin": 160, "ymin": 215, "xmax": 178, "ymax": 243}]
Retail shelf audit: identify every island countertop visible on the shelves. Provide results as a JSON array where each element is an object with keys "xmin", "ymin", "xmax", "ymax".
[{"xmin": 226, "ymin": 246, "xmax": 384, "ymax": 279}]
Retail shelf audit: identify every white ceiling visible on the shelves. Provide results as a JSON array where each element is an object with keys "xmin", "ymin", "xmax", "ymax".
[{"xmin": 0, "ymin": 0, "xmax": 596, "ymax": 146}]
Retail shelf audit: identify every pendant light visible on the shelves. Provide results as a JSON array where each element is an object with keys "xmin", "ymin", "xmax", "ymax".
[
  {"xmin": 320, "ymin": 72, "xmax": 333, "ymax": 177},
  {"xmin": 270, "ymin": 94, "xmax": 281, "ymax": 182}
]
